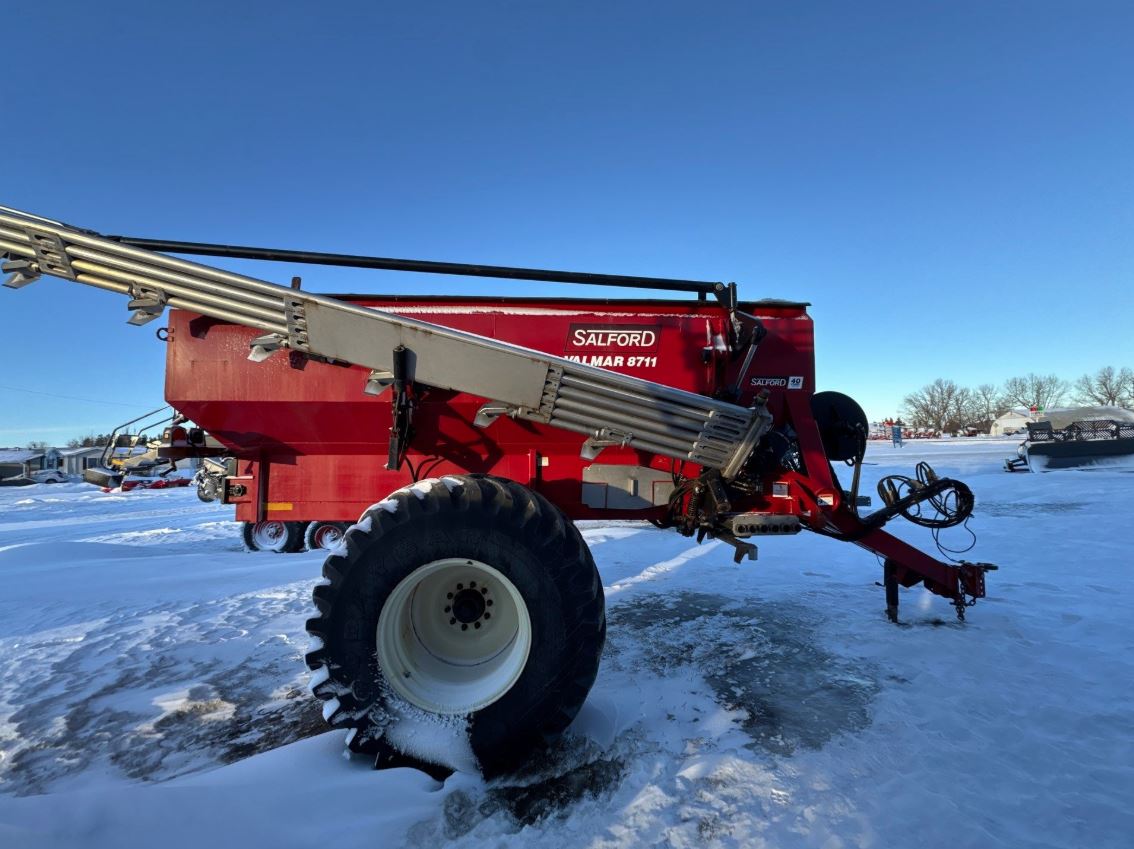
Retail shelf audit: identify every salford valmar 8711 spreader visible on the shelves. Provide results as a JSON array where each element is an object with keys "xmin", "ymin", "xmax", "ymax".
[{"xmin": 1, "ymin": 205, "xmax": 994, "ymax": 775}]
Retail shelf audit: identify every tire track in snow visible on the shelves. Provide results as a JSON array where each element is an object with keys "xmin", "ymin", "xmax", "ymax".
[{"xmin": 604, "ymin": 540, "xmax": 722, "ymax": 597}]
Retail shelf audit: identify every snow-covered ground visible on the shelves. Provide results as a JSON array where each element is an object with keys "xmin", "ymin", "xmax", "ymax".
[{"xmin": 0, "ymin": 439, "xmax": 1131, "ymax": 848}]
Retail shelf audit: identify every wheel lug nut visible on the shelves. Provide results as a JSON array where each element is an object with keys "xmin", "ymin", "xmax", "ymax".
[
  {"xmin": 449, "ymin": 617, "xmax": 456, "ymax": 625},
  {"xmin": 447, "ymin": 592, "xmax": 453, "ymax": 599},
  {"xmin": 456, "ymin": 583, "xmax": 464, "ymax": 590},
  {"xmin": 444, "ymin": 606, "xmax": 451, "ymax": 613},
  {"xmin": 474, "ymin": 622, "xmax": 481, "ymax": 629},
  {"xmin": 461, "ymin": 624, "xmax": 468, "ymax": 631},
  {"xmin": 470, "ymin": 580, "xmax": 476, "ymax": 588},
  {"xmin": 484, "ymin": 612, "xmax": 491, "ymax": 619},
  {"xmin": 481, "ymin": 587, "xmax": 488, "ymax": 595},
  {"xmin": 486, "ymin": 600, "xmax": 493, "ymax": 607}
]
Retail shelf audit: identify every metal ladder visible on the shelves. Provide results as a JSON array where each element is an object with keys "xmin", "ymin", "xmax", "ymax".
[{"xmin": 1, "ymin": 205, "xmax": 769, "ymax": 477}]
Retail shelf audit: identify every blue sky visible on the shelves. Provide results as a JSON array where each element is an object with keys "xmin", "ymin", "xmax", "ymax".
[{"xmin": 2, "ymin": 1, "xmax": 1132, "ymax": 445}]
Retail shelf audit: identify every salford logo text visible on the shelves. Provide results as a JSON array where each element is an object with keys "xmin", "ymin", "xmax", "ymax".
[{"xmin": 566, "ymin": 325, "xmax": 660, "ymax": 351}]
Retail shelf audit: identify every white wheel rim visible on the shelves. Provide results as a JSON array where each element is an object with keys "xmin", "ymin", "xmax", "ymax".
[
  {"xmin": 313, "ymin": 524, "xmax": 343, "ymax": 549},
  {"xmin": 376, "ymin": 558, "xmax": 532, "ymax": 714},
  {"xmin": 252, "ymin": 521, "xmax": 287, "ymax": 550}
]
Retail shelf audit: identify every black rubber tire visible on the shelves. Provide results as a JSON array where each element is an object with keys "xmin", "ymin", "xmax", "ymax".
[
  {"xmin": 242, "ymin": 520, "xmax": 307, "ymax": 553},
  {"xmin": 303, "ymin": 520, "xmax": 350, "ymax": 552},
  {"xmin": 305, "ymin": 475, "xmax": 605, "ymax": 777},
  {"xmin": 810, "ymin": 390, "xmax": 869, "ymax": 462}
]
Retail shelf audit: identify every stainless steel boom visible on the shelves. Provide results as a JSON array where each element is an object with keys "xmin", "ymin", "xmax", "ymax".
[{"xmin": 1, "ymin": 206, "xmax": 769, "ymax": 477}]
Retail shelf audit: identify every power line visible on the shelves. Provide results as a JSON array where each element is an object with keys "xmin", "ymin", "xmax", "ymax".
[{"xmin": 0, "ymin": 383, "xmax": 157, "ymax": 410}]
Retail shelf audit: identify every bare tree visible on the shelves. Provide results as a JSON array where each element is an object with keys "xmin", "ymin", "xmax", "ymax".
[
  {"xmin": 1001, "ymin": 373, "xmax": 1067, "ymax": 411},
  {"xmin": 902, "ymin": 379, "xmax": 975, "ymax": 432},
  {"xmin": 26, "ymin": 440, "xmax": 49, "ymax": 450},
  {"xmin": 973, "ymin": 383, "xmax": 1009, "ymax": 427},
  {"xmin": 1072, "ymin": 366, "xmax": 1134, "ymax": 407}
]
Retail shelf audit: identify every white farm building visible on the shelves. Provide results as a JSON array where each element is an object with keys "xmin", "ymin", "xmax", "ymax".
[{"xmin": 990, "ymin": 409, "xmax": 1033, "ymax": 436}]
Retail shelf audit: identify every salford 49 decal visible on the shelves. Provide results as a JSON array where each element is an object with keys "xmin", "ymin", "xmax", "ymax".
[{"xmin": 751, "ymin": 375, "xmax": 805, "ymax": 389}]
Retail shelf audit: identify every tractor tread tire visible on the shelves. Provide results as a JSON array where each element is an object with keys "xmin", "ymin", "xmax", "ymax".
[{"xmin": 304, "ymin": 475, "xmax": 605, "ymax": 776}]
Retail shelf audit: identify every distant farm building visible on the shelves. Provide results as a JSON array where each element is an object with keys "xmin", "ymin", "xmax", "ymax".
[
  {"xmin": 59, "ymin": 446, "xmax": 106, "ymax": 475},
  {"xmin": 0, "ymin": 449, "xmax": 49, "ymax": 481},
  {"xmin": 990, "ymin": 409, "xmax": 1033, "ymax": 436}
]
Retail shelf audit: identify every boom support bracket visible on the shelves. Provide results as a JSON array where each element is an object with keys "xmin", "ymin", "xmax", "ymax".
[
  {"xmin": 126, "ymin": 285, "xmax": 168, "ymax": 326},
  {"xmin": 2, "ymin": 259, "xmax": 39, "ymax": 289},
  {"xmin": 385, "ymin": 345, "xmax": 415, "ymax": 472}
]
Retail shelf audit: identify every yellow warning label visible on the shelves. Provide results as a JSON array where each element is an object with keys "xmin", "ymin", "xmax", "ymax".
[{"xmin": 266, "ymin": 502, "xmax": 294, "ymax": 511}]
